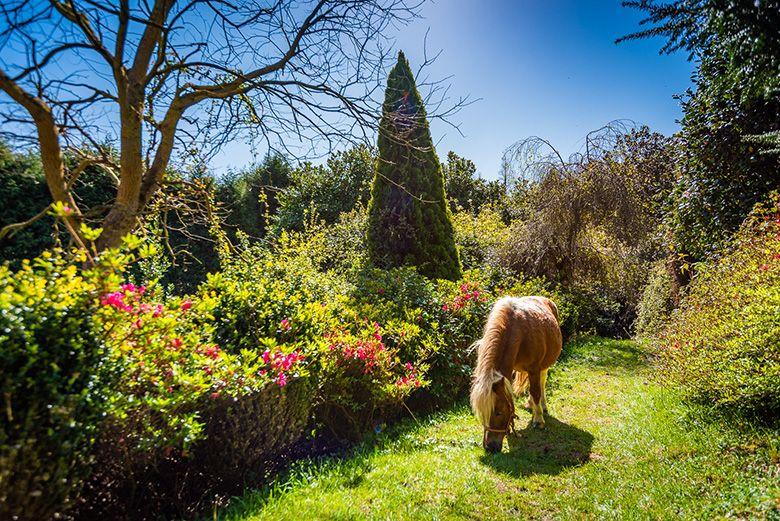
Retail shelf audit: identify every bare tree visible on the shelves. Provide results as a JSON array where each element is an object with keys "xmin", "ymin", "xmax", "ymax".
[{"xmin": 0, "ymin": 0, "xmax": 454, "ymax": 250}]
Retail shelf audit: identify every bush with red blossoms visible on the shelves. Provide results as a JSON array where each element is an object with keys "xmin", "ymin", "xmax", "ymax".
[
  {"xmin": 96, "ymin": 282, "xmax": 270, "ymax": 450},
  {"xmin": 317, "ymin": 320, "xmax": 428, "ymax": 438},
  {"xmin": 441, "ymin": 281, "xmax": 489, "ymax": 313}
]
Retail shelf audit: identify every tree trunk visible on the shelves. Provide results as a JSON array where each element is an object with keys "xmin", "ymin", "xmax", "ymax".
[{"xmin": 97, "ymin": 87, "xmax": 145, "ymax": 250}]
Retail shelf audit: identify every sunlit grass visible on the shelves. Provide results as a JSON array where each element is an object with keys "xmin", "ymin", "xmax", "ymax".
[{"xmin": 217, "ymin": 338, "xmax": 780, "ymax": 520}]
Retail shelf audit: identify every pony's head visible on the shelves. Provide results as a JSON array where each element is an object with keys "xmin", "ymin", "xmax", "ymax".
[{"xmin": 470, "ymin": 369, "xmax": 515, "ymax": 453}]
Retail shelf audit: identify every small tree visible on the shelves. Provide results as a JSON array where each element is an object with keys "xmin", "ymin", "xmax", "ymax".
[{"xmin": 367, "ymin": 52, "xmax": 461, "ymax": 280}]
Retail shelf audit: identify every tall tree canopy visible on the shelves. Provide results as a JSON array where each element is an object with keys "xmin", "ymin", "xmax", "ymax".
[{"xmin": 367, "ymin": 51, "xmax": 461, "ymax": 280}]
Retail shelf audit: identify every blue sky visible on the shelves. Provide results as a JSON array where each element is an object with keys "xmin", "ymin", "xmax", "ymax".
[{"xmin": 214, "ymin": 0, "xmax": 695, "ymax": 180}]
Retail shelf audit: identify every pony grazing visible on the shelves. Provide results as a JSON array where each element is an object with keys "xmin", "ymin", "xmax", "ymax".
[{"xmin": 470, "ymin": 296, "xmax": 562, "ymax": 453}]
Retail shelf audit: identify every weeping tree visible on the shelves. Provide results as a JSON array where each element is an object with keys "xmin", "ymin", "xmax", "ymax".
[
  {"xmin": 0, "ymin": 0, "xmax": 436, "ymax": 252},
  {"xmin": 367, "ymin": 51, "xmax": 461, "ymax": 280}
]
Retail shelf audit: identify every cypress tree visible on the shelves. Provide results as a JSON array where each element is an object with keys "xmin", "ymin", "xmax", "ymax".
[{"xmin": 367, "ymin": 51, "xmax": 462, "ymax": 280}]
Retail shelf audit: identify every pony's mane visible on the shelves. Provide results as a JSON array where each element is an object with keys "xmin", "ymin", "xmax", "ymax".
[{"xmin": 470, "ymin": 297, "xmax": 515, "ymax": 426}]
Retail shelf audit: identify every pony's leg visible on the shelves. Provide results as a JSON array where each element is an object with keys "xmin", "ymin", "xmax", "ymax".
[
  {"xmin": 540, "ymin": 368, "xmax": 549, "ymax": 414},
  {"xmin": 528, "ymin": 371, "xmax": 545, "ymax": 428}
]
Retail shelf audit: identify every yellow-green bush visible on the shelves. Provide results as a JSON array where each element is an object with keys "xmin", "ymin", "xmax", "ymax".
[
  {"xmin": 635, "ymin": 260, "xmax": 676, "ymax": 338},
  {"xmin": 658, "ymin": 194, "xmax": 780, "ymax": 421},
  {"xmin": 452, "ymin": 206, "xmax": 509, "ymax": 270},
  {"xmin": 0, "ymin": 252, "xmax": 116, "ymax": 520}
]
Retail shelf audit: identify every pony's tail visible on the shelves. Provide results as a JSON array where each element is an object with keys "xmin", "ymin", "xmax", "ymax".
[
  {"xmin": 470, "ymin": 298, "xmax": 515, "ymax": 426},
  {"xmin": 513, "ymin": 371, "xmax": 529, "ymax": 395}
]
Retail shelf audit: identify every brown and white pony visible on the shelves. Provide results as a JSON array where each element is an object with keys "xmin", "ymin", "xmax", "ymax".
[{"xmin": 470, "ymin": 296, "xmax": 562, "ymax": 452}]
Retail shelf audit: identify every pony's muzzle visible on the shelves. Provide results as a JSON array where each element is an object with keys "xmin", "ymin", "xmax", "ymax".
[{"xmin": 483, "ymin": 431, "xmax": 504, "ymax": 453}]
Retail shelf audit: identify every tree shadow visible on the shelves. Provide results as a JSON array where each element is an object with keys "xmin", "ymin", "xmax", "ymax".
[{"xmin": 480, "ymin": 415, "xmax": 594, "ymax": 477}]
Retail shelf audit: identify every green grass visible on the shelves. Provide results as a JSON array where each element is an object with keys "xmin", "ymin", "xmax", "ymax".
[{"xmin": 217, "ymin": 338, "xmax": 780, "ymax": 520}]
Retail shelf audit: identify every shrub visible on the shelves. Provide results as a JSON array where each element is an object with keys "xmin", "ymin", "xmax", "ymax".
[
  {"xmin": 658, "ymin": 194, "xmax": 780, "ymax": 422},
  {"xmin": 273, "ymin": 145, "xmax": 374, "ymax": 234},
  {"xmin": 318, "ymin": 320, "xmax": 424, "ymax": 439},
  {"xmin": 635, "ymin": 260, "xmax": 676, "ymax": 337},
  {"xmin": 452, "ymin": 206, "xmax": 509, "ymax": 271},
  {"xmin": 0, "ymin": 251, "xmax": 116, "ymax": 520},
  {"xmin": 76, "ymin": 242, "xmax": 316, "ymax": 518}
]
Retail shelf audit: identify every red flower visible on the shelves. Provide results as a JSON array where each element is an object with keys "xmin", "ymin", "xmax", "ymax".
[{"xmin": 180, "ymin": 299, "xmax": 192, "ymax": 311}]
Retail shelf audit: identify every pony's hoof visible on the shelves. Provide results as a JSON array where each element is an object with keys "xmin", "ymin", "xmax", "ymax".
[{"xmin": 532, "ymin": 420, "xmax": 545, "ymax": 429}]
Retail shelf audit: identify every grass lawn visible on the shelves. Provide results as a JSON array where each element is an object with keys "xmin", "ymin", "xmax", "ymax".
[{"xmin": 217, "ymin": 338, "xmax": 780, "ymax": 520}]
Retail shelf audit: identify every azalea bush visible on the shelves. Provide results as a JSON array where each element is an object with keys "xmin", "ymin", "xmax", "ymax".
[
  {"xmin": 318, "ymin": 320, "xmax": 425, "ymax": 439},
  {"xmin": 657, "ymin": 193, "xmax": 780, "ymax": 422}
]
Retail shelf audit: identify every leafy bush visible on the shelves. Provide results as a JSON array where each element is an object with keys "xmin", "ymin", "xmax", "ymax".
[
  {"xmin": 657, "ymin": 194, "xmax": 780, "ymax": 421},
  {"xmin": 0, "ymin": 251, "xmax": 116, "ymax": 520},
  {"xmin": 452, "ymin": 206, "xmax": 509, "ymax": 270},
  {"xmin": 273, "ymin": 145, "xmax": 374, "ymax": 233},
  {"xmin": 635, "ymin": 261, "xmax": 676, "ymax": 338},
  {"xmin": 318, "ymin": 320, "xmax": 424, "ymax": 439}
]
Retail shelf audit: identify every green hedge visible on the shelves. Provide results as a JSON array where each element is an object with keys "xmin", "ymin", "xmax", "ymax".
[{"xmin": 657, "ymin": 193, "xmax": 780, "ymax": 422}]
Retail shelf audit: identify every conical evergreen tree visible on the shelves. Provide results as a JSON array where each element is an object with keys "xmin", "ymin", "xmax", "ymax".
[{"xmin": 367, "ymin": 51, "xmax": 462, "ymax": 280}]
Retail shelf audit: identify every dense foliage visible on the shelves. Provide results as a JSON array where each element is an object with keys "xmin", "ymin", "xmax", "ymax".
[
  {"xmin": 657, "ymin": 194, "xmax": 780, "ymax": 421},
  {"xmin": 367, "ymin": 52, "xmax": 462, "ymax": 280},
  {"xmin": 622, "ymin": 0, "xmax": 780, "ymax": 260},
  {"xmin": 1, "ymin": 219, "xmax": 568, "ymax": 518},
  {"xmin": 274, "ymin": 145, "xmax": 375, "ymax": 233}
]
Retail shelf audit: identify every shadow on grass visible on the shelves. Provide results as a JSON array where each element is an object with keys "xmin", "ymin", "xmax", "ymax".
[{"xmin": 480, "ymin": 415, "xmax": 594, "ymax": 477}]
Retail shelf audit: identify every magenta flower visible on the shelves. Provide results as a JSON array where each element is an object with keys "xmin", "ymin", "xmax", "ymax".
[
  {"xmin": 180, "ymin": 299, "xmax": 192, "ymax": 311},
  {"xmin": 276, "ymin": 372, "xmax": 288, "ymax": 387}
]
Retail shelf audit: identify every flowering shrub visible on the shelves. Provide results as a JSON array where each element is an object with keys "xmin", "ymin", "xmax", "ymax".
[
  {"xmin": 658, "ymin": 193, "xmax": 780, "ymax": 421},
  {"xmin": 318, "ymin": 320, "xmax": 426, "ymax": 439},
  {"xmin": 94, "ymin": 281, "xmax": 275, "ymax": 450}
]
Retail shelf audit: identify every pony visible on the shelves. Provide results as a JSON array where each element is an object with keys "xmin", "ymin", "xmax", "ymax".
[{"xmin": 470, "ymin": 296, "xmax": 562, "ymax": 453}]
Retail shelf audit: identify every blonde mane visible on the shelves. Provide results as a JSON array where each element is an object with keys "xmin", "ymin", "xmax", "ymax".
[{"xmin": 470, "ymin": 297, "xmax": 515, "ymax": 426}]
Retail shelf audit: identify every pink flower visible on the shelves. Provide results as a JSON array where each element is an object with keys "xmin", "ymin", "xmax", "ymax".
[
  {"xmin": 209, "ymin": 392, "xmax": 220, "ymax": 400},
  {"xmin": 442, "ymin": 304, "xmax": 449, "ymax": 312},
  {"xmin": 262, "ymin": 349, "xmax": 271, "ymax": 364},
  {"xmin": 62, "ymin": 205, "xmax": 72, "ymax": 214},
  {"xmin": 153, "ymin": 304, "xmax": 164, "ymax": 317},
  {"xmin": 280, "ymin": 318, "xmax": 291, "ymax": 331},
  {"xmin": 276, "ymin": 372, "xmax": 288, "ymax": 387},
  {"xmin": 180, "ymin": 299, "xmax": 192, "ymax": 311},
  {"xmin": 203, "ymin": 345, "xmax": 220, "ymax": 360},
  {"xmin": 760, "ymin": 264, "xmax": 770, "ymax": 272}
]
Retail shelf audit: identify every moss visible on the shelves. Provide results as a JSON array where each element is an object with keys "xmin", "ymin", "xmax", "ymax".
[{"xmin": 367, "ymin": 51, "xmax": 462, "ymax": 281}]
